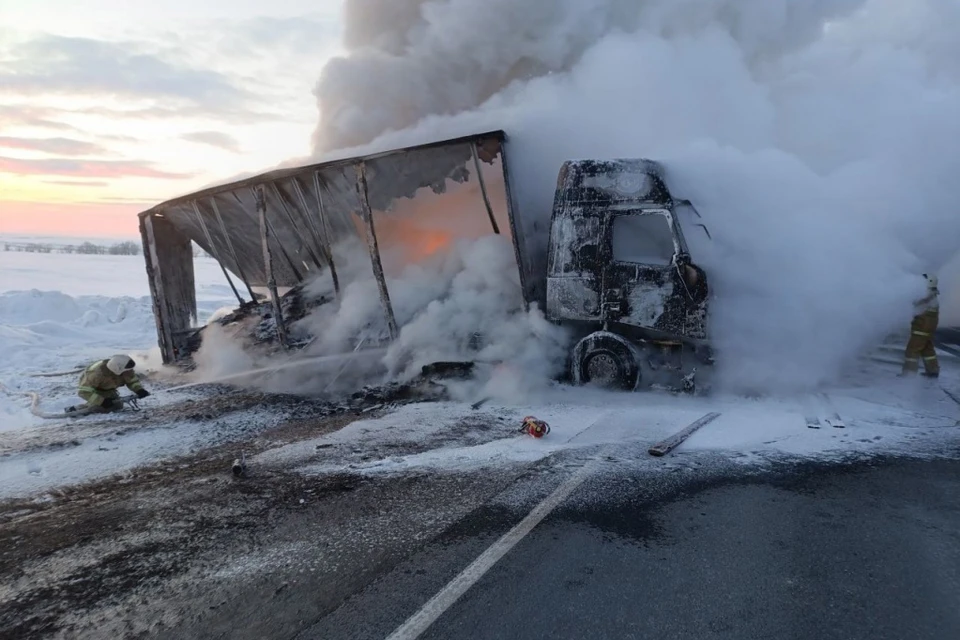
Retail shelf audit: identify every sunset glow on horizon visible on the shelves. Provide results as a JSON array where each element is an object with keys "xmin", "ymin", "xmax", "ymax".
[{"xmin": 0, "ymin": 0, "xmax": 343, "ymax": 239}]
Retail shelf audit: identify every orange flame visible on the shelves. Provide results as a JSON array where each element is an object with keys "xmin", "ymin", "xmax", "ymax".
[{"xmin": 366, "ymin": 161, "xmax": 512, "ymax": 273}]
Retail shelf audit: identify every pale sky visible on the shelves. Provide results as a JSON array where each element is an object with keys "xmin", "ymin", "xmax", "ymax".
[{"xmin": 0, "ymin": 0, "xmax": 344, "ymax": 238}]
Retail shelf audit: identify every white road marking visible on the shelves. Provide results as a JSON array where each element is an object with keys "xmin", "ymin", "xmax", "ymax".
[
  {"xmin": 563, "ymin": 410, "xmax": 618, "ymax": 445},
  {"xmin": 384, "ymin": 450, "xmax": 605, "ymax": 640}
]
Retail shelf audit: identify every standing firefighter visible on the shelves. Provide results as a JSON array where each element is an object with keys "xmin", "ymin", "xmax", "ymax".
[
  {"xmin": 902, "ymin": 274, "xmax": 940, "ymax": 378},
  {"xmin": 76, "ymin": 354, "xmax": 151, "ymax": 411}
]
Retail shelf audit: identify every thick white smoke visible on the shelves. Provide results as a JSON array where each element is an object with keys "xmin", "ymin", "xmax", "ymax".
[
  {"xmin": 380, "ymin": 235, "xmax": 569, "ymax": 398},
  {"xmin": 307, "ymin": 0, "xmax": 960, "ymax": 393},
  {"xmin": 291, "ymin": 235, "xmax": 569, "ymax": 400}
]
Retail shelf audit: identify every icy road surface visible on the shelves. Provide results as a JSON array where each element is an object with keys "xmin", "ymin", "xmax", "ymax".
[{"xmin": 256, "ymin": 371, "xmax": 960, "ymax": 480}]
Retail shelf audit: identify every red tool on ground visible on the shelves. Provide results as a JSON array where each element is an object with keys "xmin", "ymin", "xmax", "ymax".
[{"xmin": 519, "ymin": 416, "xmax": 550, "ymax": 438}]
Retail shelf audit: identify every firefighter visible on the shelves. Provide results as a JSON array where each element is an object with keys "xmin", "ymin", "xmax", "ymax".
[
  {"xmin": 76, "ymin": 354, "xmax": 151, "ymax": 411},
  {"xmin": 901, "ymin": 273, "xmax": 940, "ymax": 378}
]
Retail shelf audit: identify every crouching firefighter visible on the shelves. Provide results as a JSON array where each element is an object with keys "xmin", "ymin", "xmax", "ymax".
[
  {"xmin": 902, "ymin": 274, "xmax": 940, "ymax": 378},
  {"xmin": 75, "ymin": 354, "xmax": 151, "ymax": 412}
]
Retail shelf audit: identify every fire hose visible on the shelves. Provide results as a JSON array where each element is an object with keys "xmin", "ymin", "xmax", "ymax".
[
  {"xmin": 0, "ymin": 381, "xmax": 142, "ymax": 419},
  {"xmin": 27, "ymin": 367, "xmax": 85, "ymax": 378}
]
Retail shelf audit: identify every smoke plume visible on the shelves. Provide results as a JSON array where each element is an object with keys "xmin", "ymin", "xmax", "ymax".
[
  {"xmin": 288, "ymin": 234, "xmax": 569, "ymax": 400},
  {"xmin": 306, "ymin": 0, "xmax": 960, "ymax": 393}
]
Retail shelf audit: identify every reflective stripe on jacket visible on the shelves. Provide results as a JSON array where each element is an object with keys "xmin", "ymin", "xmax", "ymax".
[{"xmin": 77, "ymin": 359, "xmax": 144, "ymax": 400}]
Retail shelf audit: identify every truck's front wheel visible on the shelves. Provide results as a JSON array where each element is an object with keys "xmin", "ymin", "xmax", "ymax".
[{"xmin": 571, "ymin": 332, "xmax": 640, "ymax": 391}]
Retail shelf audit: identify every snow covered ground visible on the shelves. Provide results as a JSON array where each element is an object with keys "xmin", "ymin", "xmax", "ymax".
[
  {"xmin": 0, "ymin": 249, "xmax": 264, "ymax": 498},
  {"xmin": 0, "ymin": 250, "xmax": 227, "ymax": 300},
  {"xmin": 1, "ymin": 247, "xmax": 959, "ymax": 502},
  {"xmin": 0, "ymin": 249, "xmax": 236, "ymax": 426},
  {"xmin": 256, "ymin": 371, "xmax": 960, "ymax": 482}
]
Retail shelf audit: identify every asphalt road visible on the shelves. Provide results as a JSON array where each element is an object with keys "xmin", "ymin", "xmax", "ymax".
[
  {"xmin": 936, "ymin": 328, "xmax": 960, "ymax": 357},
  {"xmin": 301, "ymin": 446, "xmax": 960, "ymax": 640},
  {"xmin": 937, "ymin": 327, "xmax": 960, "ymax": 344}
]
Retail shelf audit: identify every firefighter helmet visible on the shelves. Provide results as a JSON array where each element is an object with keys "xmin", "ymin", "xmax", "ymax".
[{"xmin": 106, "ymin": 354, "xmax": 136, "ymax": 375}]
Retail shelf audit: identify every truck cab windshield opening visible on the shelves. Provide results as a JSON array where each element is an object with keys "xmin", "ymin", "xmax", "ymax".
[{"xmin": 611, "ymin": 213, "xmax": 675, "ymax": 266}]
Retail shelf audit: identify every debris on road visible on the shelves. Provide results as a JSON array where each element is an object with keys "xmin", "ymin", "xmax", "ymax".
[
  {"xmin": 648, "ymin": 412, "xmax": 721, "ymax": 457},
  {"xmin": 805, "ymin": 393, "xmax": 846, "ymax": 429},
  {"xmin": 519, "ymin": 416, "xmax": 550, "ymax": 438},
  {"xmin": 232, "ymin": 452, "xmax": 247, "ymax": 478}
]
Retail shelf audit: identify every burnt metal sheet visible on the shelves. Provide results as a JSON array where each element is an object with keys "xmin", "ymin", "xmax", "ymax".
[
  {"xmin": 139, "ymin": 131, "xmax": 511, "ymax": 291},
  {"xmin": 138, "ymin": 130, "xmax": 534, "ymax": 365},
  {"xmin": 140, "ymin": 213, "xmax": 197, "ymax": 363}
]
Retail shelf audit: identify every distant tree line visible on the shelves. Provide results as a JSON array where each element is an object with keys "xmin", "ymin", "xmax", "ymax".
[
  {"xmin": 2, "ymin": 241, "xmax": 214, "ymax": 258},
  {"xmin": 2, "ymin": 241, "xmax": 141, "ymax": 255}
]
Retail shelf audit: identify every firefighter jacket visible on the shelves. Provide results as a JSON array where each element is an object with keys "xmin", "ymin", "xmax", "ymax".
[
  {"xmin": 916, "ymin": 292, "xmax": 939, "ymax": 314},
  {"xmin": 77, "ymin": 359, "xmax": 145, "ymax": 406},
  {"xmin": 915, "ymin": 281, "xmax": 940, "ymax": 315}
]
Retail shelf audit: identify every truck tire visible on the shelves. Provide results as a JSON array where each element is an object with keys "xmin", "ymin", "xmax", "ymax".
[{"xmin": 571, "ymin": 332, "xmax": 640, "ymax": 391}]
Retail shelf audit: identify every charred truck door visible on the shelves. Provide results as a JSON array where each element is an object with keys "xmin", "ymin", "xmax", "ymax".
[
  {"xmin": 545, "ymin": 158, "xmax": 712, "ymax": 393},
  {"xmin": 602, "ymin": 208, "xmax": 681, "ymax": 329}
]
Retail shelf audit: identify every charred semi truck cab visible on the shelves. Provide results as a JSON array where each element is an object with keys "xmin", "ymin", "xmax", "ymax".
[{"xmin": 545, "ymin": 159, "xmax": 713, "ymax": 392}]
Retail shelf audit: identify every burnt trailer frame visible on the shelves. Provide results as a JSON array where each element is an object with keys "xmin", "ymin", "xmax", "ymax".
[{"xmin": 138, "ymin": 130, "xmax": 532, "ymax": 365}]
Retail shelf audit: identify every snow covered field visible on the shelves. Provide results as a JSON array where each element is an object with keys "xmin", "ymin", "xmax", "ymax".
[{"xmin": 1, "ymin": 247, "xmax": 959, "ymax": 502}]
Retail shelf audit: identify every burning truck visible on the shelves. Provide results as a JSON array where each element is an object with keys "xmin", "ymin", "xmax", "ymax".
[{"xmin": 138, "ymin": 130, "xmax": 714, "ymax": 393}]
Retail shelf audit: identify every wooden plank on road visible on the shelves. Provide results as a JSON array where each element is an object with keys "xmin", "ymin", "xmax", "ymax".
[{"xmin": 649, "ymin": 412, "xmax": 721, "ymax": 457}]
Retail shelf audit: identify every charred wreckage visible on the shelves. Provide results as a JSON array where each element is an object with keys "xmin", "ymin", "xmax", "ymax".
[{"xmin": 138, "ymin": 131, "xmax": 714, "ymax": 394}]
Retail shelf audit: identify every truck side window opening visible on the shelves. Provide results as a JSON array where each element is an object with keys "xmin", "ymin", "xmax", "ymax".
[{"xmin": 611, "ymin": 214, "xmax": 675, "ymax": 266}]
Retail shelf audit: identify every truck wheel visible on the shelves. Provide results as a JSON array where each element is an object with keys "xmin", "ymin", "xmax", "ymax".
[{"xmin": 571, "ymin": 333, "xmax": 640, "ymax": 391}]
